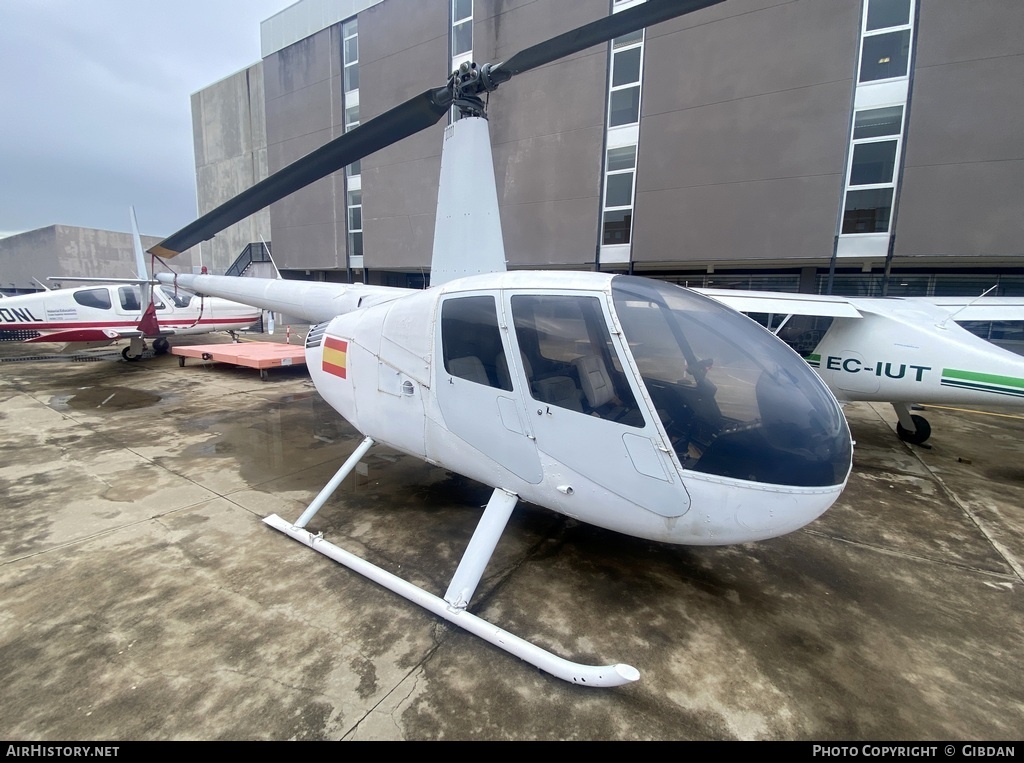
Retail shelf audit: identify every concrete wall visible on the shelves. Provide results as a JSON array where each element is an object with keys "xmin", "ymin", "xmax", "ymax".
[
  {"xmin": 193, "ymin": 63, "xmax": 271, "ymax": 275},
  {"xmin": 0, "ymin": 226, "xmax": 171, "ymax": 291},
  {"xmin": 264, "ymin": 26, "xmax": 347, "ymax": 272},
  {"xmin": 894, "ymin": 0, "xmax": 1024, "ymax": 259},
  {"xmin": 481, "ymin": 0, "xmax": 609, "ymax": 269},
  {"xmin": 359, "ymin": 1, "xmax": 449, "ymax": 271},
  {"xmin": 192, "ymin": 0, "xmax": 1024, "ymax": 279},
  {"xmin": 633, "ymin": 0, "xmax": 858, "ymax": 268}
]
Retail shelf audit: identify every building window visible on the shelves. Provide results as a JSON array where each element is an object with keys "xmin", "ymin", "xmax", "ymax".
[
  {"xmin": 841, "ymin": 105, "xmax": 904, "ymax": 234},
  {"xmin": 866, "ymin": 0, "xmax": 911, "ymax": 31},
  {"xmin": 602, "ymin": 145, "xmax": 637, "ymax": 245},
  {"xmin": 347, "ymin": 188, "xmax": 363, "ymax": 257},
  {"xmin": 345, "ymin": 104, "xmax": 359, "ymax": 131},
  {"xmin": 842, "ymin": 188, "xmax": 894, "ymax": 234},
  {"xmin": 342, "ymin": 17, "xmax": 362, "ymax": 267},
  {"xmin": 452, "ymin": 0, "xmax": 472, "ymax": 58},
  {"xmin": 343, "ymin": 19, "xmax": 359, "ymax": 92},
  {"xmin": 849, "ymin": 140, "xmax": 898, "ymax": 186},
  {"xmin": 608, "ymin": 32, "xmax": 644, "ymax": 127},
  {"xmin": 345, "ymin": 103, "xmax": 360, "ymax": 176},
  {"xmin": 837, "ymin": 1, "xmax": 915, "ymax": 258},
  {"xmin": 600, "ymin": 3, "xmax": 647, "ymax": 266},
  {"xmin": 852, "ymin": 105, "xmax": 903, "ymax": 139},
  {"xmin": 858, "ymin": 0, "xmax": 912, "ymax": 83}
]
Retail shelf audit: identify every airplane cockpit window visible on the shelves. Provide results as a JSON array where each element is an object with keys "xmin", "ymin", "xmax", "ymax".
[
  {"xmin": 117, "ymin": 286, "xmax": 167, "ymax": 311},
  {"xmin": 441, "ymin": 296, "xmax": 513, "ymax": 391},
  {"xmin": 73, "ymin": 288, "xmax": 112, "ymax": 310},
  {"xmin": 510, "ymin": 294, "xmax": 644, "ymax": 427},
  {"xmin": 166, "ymin": 291, "xmax": 193, "ymax": 308},
  {"xmin": 776, "ymin": 314, "xmax": 835, "ymax": 357},
  {"xmin": 118, "ymin": 284, "xmax": 167, "ymax": 311},
  {"xmin": 611, "ymin": 276, "xmax": 851, "ymax": 487},
  {"xmin": 118, "ymin": 286, "xmax": 141, "ymax": 311}
]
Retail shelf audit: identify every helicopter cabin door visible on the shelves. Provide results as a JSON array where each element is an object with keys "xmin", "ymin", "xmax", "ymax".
[
  {"xmin": 435, "ymin": 293, "xmax": 543, "ymax": 484},
  {"xmin": 504, "ymin": 291, "xmax": 689, "ymax": 518}
]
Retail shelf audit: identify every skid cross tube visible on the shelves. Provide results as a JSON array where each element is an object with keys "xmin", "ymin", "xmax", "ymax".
[
  {"xmin": 295, "ymin": 436, "xmax": 375, "ymax": 528},
  {"xmin": 444, "ymin": 488, "xmax": 518, "ymax": 609},
  {"xmin": 263, "ymin": 513, "xmax": 638, "ymax": 686}
]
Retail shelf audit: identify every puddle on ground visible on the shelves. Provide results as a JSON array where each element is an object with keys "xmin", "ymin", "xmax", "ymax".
[
  {"xmin": 178, "ymin": 393, "xmax": 352, "ymax": 479},
  {"xmin": 49, "ymin": 386, "xmax": 162, "ymax": 412}
]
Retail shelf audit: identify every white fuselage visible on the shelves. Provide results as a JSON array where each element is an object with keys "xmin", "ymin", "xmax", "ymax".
[
  {"xmin": 305, "ymin": 271, "xmax": 851, "ymax": 547},
  {"xmin": 0, "ymin": 284, "xmax": 258, "ymax": 344},
  {"xmin": 812, "ymin": 299, "xmax": 1024, "ymax": 407}
]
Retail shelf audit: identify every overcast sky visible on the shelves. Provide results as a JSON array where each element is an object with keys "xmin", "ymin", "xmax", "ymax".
[{"xmin": 0, "ymin": 0, "xmax": 294, "ymax": 239}]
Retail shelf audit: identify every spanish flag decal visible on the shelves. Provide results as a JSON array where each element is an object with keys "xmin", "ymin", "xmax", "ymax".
[{"xmin": 323, "ymin": 337, "xmax": 348, "ymax": 379}]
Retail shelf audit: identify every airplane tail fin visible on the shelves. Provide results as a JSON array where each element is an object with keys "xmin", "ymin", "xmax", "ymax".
[{"xmin": 130, "ymin": 207, "xmax": 160, "ymax": 336}]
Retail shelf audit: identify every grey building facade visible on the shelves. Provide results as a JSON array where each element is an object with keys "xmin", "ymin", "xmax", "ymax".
[
  {"xmin": 0, "ymin": 225, "xmax": 180, "ymax": 294},
  {"xmin": 191, "ymin": 63, "xmax": 271, "ymax": 276},
  {"xmin": 193, "ymin": 0, "xmax": 1024, "ymax": 296}
]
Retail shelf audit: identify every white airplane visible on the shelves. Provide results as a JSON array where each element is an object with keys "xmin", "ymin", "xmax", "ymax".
[
  {"xmin": 0, "ymin": 209, "xmax": 260, "ymax": 360},
  {"xmin": 150, "ymin": 0, "xmax": 854, "ymax": 686},
  {"xmin": 696, "ymin": 288, "xmax": 1024, "ymax": 444}
]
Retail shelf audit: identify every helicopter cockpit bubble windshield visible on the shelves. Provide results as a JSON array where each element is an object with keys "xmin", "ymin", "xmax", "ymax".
[{"xmin": 611, "ymin": 276, "xmax": 852, "ymax": 488}]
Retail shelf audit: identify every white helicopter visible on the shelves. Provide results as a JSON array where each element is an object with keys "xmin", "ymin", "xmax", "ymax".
[
  {"xmin": 697, "ymin": 288, "xmax": 1024, "ymax": 444},
  {"xmin": 0, "ymin": 209, "xmax": 260, "ymax": 360},
  {"xmin": 151, "ymin": 0, "xmax": 854, "ymax": 686}
]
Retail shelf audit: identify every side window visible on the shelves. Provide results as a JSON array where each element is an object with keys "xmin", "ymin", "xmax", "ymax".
[
  {"xmin": 511, "ymin": 294, "xmax": 643, "ymax": 427},
  {"xmin": 118, "ymin": 286, "xmax": 141, "ymax": 311},
  {"xmin": 777, "ymin": 315, "xmax": 835, "ymax": 358},
  {"xmin": 73, "ymin": 288, "xmax": 112, "ymax": 310},
  {"xmin": 116, "ymin": 286, "xmax": 164, "ymax": 310},
  {"xmin": 441, "ymin": 296, "xmax": 512, "ymax": 391}
]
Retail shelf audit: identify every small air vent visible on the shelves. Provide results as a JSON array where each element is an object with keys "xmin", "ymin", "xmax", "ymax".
[{"xmin": 305, "ymin": 322, "xmax": 329, "ymax": 349}]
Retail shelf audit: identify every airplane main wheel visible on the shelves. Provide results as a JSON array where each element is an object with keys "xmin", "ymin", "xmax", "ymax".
[
  {"xmin": 153, "ymin": 338, "xmax": 170, "ymax": 355},
  {"xmin": 897, "ymin": 414, "xmax": 931, "ymax": 444}
]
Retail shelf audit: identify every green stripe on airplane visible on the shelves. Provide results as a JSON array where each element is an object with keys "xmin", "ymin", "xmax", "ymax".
[{"xmin": 942, "ymin": 368, "xmax": 1024, "ymax": 390}]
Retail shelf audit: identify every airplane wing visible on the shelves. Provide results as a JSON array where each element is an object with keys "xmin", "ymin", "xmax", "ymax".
[
  {"xmin": 695, "ymin": 288, "xmax": 863, "ymax": 319},
  {"xmin": 916, "ymin": 297, "xmax": 1024, "ymax": 322},
  {"xmin": 24, "ymin": 328, "xmax": 137, "ymax": 344}
]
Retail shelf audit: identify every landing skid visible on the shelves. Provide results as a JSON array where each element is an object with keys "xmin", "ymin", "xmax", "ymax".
[{"xmin": 263, "ymin": 436, "xmax": 639, "ymax": 687}]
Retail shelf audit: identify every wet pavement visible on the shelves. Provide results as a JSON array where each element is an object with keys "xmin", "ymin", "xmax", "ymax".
[{"xmin": 0, "ymin": 335, "xmax": 1020, "ymax": 740}]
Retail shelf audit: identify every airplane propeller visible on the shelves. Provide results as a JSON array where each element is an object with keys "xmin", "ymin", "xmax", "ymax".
[{"xmin": 149, "ymin": 0, "xmax": 724, "ymax": 258}]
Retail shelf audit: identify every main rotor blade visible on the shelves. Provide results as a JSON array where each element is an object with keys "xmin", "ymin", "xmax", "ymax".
[
  {"xmin": 494, "ymin": 0, "xmax": 724, "ymax": 79},
  {"xmin": 151, "ymin": 87, "xmax": 452, "ymax": 257},
  {"xmin": 152, "ymin": 0, "xmax": 725, "ymax": 258}
]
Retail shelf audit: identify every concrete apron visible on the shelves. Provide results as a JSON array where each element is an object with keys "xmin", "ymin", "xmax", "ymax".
[{"xmin": 0, "ymin": 337, "xmax": 1020, "ymax": 740}]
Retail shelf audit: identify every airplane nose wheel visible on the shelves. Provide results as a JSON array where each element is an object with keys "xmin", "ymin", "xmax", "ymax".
[
  {"xmin": 153, "ymin": 338, "xmax": 170, "ymax": 355},
  {"xmin": 896, "ymin": 414, "xmax": 931, "ymax": 444}
]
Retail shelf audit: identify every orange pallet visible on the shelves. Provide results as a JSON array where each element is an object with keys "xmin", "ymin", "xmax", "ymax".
[{"xmin": 171, "ymin": 342, "xmax": 307, "ymax": 380}]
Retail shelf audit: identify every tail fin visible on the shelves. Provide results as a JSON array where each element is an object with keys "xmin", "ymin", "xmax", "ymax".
[
  {"xmin": 428, "ymin": 117, "xmax": 507, "ymax": 286},
  {"xmin": 130, "ymin": 207, "xmax": 160, "ymax": 336}
]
